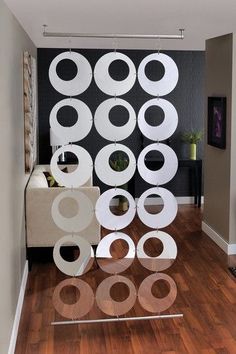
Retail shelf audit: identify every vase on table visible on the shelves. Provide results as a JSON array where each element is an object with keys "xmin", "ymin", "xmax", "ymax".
[{"xmin": 190, "ymin": 143, "xmax": 196, "ymax": 160}]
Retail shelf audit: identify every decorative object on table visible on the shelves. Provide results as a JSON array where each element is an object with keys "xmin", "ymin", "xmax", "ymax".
[
  {"xmin": 181, "ymin": 130, "xmax": 203, "ymax": 160},
  {"xmin": 23, "ymin": 51, "xmax": 37, "ymax": 173},
  {"xmin": 109, "ymin": 151, "xmax": 129, "ymax": 211},
  {"xmin": 207, "ymin": 97, "xmax": 226, "ymax": 149}
]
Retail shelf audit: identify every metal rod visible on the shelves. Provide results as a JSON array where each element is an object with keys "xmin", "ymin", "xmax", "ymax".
[
  {"xmin": 43, "ymin": 29, "xmax": 184, "ymax": 40},
  {"xmin": 51, "ymin": 313, "xmax": 183, "ymax": 326}
]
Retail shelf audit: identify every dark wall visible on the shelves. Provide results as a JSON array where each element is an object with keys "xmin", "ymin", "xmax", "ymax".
[{"xmin": 38, "ymin": 48, "xmax": 205, "ymax": 196}]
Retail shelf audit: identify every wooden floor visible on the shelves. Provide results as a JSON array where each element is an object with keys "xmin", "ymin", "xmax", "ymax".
[{"xmin": 16, "ymin": 205, "xmax": 236, "ymax": 354}]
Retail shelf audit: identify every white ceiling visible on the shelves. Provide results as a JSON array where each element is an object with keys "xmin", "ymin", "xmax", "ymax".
[{"xmin": 4, "ymin": 0, "xmax": 236, "ymax": 50}]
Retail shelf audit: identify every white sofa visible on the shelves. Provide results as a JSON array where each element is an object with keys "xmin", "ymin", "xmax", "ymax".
[{"xmin": 26, "ymin": 165, "xmax": 101, "ymax": 250}]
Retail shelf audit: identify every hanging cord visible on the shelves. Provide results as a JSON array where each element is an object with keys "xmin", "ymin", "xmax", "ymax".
[
  {"xmin": 68, "ymin": 37, "xmax": 72, "ymax": 54},
  {"xmin": 68, "ymin": 37, "xmax": 73, "ymax": 152},
  {"xmin": 112, "ymin": 36, "xmax": 118, "ymax": 53},
  {"xmin": 157, "ymin": 37, "xmax": 162, "ymax": 54}
]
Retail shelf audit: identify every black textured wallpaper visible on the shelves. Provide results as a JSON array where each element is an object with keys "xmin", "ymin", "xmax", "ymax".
[{"xmin": 38, "ymin": 48, "xmax": 205, "ymax": 196}]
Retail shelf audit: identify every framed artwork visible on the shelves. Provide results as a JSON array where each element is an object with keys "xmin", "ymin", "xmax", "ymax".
[
  {"xmin": 23, "ymin": 51, "xmax": 37, "ymax": 173},
  {"xmin": 207, "ymin": 97, "xmax": 226, "ymax": 149}
]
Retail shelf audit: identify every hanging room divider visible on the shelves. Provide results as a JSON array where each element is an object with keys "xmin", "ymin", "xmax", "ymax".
[{"xmin": 47, "ymin": 48, "xmax": 183, "ymax": 325}]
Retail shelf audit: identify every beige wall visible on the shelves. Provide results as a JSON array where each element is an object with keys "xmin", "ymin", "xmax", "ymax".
[
  {"xmin": 203, "ymin": 33, "xmax": 235, "ymax": 244},
  {"xmin": 229, "ymin": 35, "xmax": 236, "ymax": 245},
  {"xmin": 0, "ymin": 1, "xmax": 36, "ymax": 352}
]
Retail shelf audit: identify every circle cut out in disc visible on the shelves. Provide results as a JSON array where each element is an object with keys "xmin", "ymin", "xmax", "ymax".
[
  {"xmin": 49, "ymin": 51, "xmax": 92, "ymax": 96},
  {"xmin": 94, "ymin": 98, "xmax": 136, "ymax": 141},
  {"xmin": 138, "ymin": 273, "xmax": 177, "ymax": 313},
  {"xmin": 51, "ymin": 190, "xmax": 94, "ymax": 233},
  {"xmin": 53, "ymin": 278, "xmax": 94, "ymax": 319},
  {"xmin": 95, "ymin": 144, "xmax": 136, "ymax": 186},
  {"xmin": 137, "ymin": 230, "xmax": 177, "ymax": 272},
  {"xmin": 96, "ymin": 275, "xmax": 136, "ymax": 316},
  {"xmin": 50, "ymin": 144, "xmax": 93, "ymax": 187},
  {"xmin": 94, "ymin": 52, "xmax": 136, "ymax": 96},
  {"xmin": 96, "ymin": 232, "xmax": 135, "ymax": 274},
  {"xmin": 138, "ymin": 98, "xmax": 178, "ymax": 141},
  {"xmin": 95, "ymin": 188, "xmax": 136, "ymax": 230},
  {"xmin": 137, "ymin": 143, "xmax": 178, "ymax": 185},
  {"xmin": 137, "ymin": 187, "xmax": 178, "ymax": 229},
  {"xmin": 50, "ymin": 98, "xmax": 92, "ymax": 143},
  {"xmin": 138, "ymin": 53, "xmax": 178, "ymax": 96},
  {"xmin": 53, "ymin": 234, "xmax": 94, "ymax": 276}
]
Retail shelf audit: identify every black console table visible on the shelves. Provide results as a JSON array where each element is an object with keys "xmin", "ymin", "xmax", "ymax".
[
  {"xmin": 144, "ymin": 158, "xmax": 202, "ymax": 208},
  {"xmin": 178, "ymin": 159, "xmax": 202, "ymax": 208}
]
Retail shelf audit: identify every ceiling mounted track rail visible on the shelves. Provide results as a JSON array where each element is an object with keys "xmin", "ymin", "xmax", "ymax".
[{"xmin": 43, "ymin": 27, "xmax": 185, "ymax": 40}]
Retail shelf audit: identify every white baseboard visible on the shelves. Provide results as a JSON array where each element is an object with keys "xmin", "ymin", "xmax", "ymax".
[
  {"xmin": 202, "ymin": 222, "xmax": 236, "ymax": 255},
  {"xmin": 110, "ymin": 196, "xmax": 204, "ymax": 206},
  {"xmin": 8, "ymin": 261, "xmax": 28, "ymax": 354}
]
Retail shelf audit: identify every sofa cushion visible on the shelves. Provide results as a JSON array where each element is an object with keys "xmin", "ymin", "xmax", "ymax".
[{"xmin": 27, "ymin": 164, "xmax": 93, "ymax": 188}]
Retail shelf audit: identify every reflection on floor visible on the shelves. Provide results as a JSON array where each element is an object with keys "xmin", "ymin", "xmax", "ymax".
[{"xmin": 16, "ymin": 205, "xmax": 236, "ymax": 354}]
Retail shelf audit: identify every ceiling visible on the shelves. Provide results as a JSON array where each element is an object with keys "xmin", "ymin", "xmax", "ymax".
[{"xmin": 4, "ymin": 0, "xmax": 236, "ymax": 50}]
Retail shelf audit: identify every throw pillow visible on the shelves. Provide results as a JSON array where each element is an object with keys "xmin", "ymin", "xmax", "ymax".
[{"xmin": 43, "ymin": 167, "xmax": 68, "ymax": 187}]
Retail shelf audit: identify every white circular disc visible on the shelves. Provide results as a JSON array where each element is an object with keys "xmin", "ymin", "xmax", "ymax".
[
  {"xmin": 138, "ymin": 273, "xmax": 177, "ymax": 313},
  {"xmin": 137, "ymin": 143, "xmax": 178, "ymax": 185},
  {"xmin": 51, "ymin": 190, "xmax": 94, "ymax": 232},
  {"xmin": 137, "ymin": 187, "xmax": 178, "ymax": 229},
  {"xmin": 94, "ymin": 98, "xmax": 136, "ymax": 141},
  {"xmin": 137, "ymin": 230, "xmax": 177, "ymax": 272},
  {"xmin": 138, "ymin": 53, "xmax": 179, "ymax": 96},
  {"xmin": 49, "ymin": 51, "xmax": 92, "ymax": 96},
  {"xmin": 50, "ymin": 144, "xmax": 93, "ymax": 187},
  {"xmin": 53, "ymin": 234, "xmax": 94, "ymax": 276},
  {"xmin": 138, "ymin": 98, "xmax": 178, "ymax": 141},
  {"xmin": 96, "ymin": 232, "xmax": 135, "ymax": 273},
  {"xmin": 95, "ymin": 144, "xmax": 136, "ymax": 186},
  {"xmin": 52, "ymin": 278, "xmax": 94, "ymax": 319},
  {"xmin": 49, "ymin": 98, "xmax": 92, "ymax": 143},
  {"xmin": 96, "ymin": 275, "xmax": 136, "ymax": 316},
  {"xmin": 95, "ymin": 188, "xmax": 136, "ymax": 230},
  {"xmin": 94, "ymin": 52, "xmax": 136, "ymax": 96}
]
